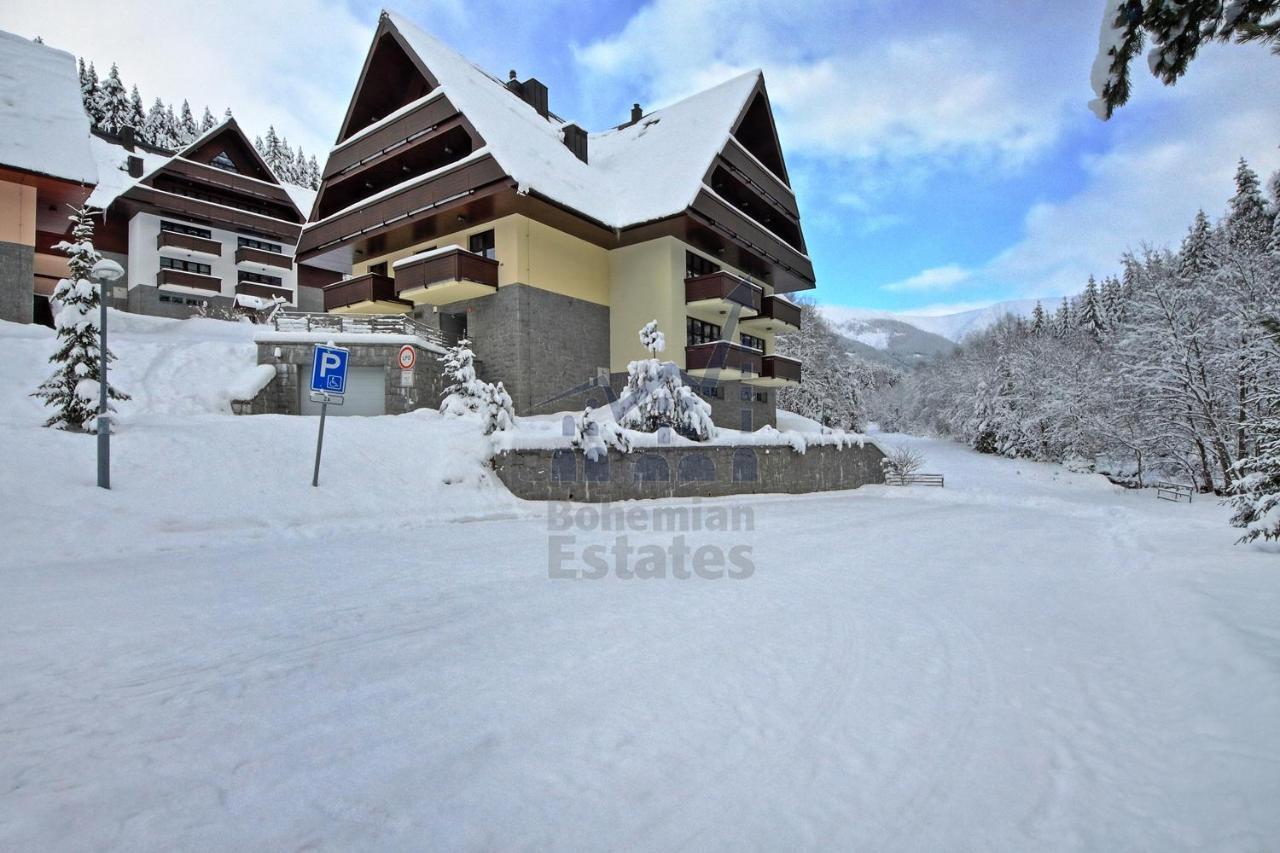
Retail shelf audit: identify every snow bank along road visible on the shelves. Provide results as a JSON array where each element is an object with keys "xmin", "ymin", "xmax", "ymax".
[{"xmin": 2, "ymin": 317, "xmax": 1279, "ymax": 849}]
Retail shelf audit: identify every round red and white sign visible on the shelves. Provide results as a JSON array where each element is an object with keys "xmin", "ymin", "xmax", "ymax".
[{"xmin": 397, "ymin": 345, "xmax": 416, "ymax": 370}]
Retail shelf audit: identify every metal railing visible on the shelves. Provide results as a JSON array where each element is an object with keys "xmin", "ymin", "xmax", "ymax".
[
  {"xmin": 1154, "ymin": 481, "xmax": 1193, "ymax": 502},
  {"xmin": 883, "ymin": 473, "xmax": 945, "ymax": 487},
  {"xmin": 271, "ymin": 311, "xmax": 455, "ymax": 348}
]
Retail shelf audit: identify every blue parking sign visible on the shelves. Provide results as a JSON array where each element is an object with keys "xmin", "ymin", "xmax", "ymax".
[{"xmin": 310, "ymin": 344, "xmax": 350, "ymax": 395}]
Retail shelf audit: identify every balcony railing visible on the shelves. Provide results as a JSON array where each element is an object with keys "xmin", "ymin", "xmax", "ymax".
[
  {"xmin": 685, "ymin": 340, "xmax": 761, "ymax": 377},
  {"xmin": 236, "ymin": 281, "xmax": 293, "ymax": 301},
  {"xmin": 271, "ymin": 310, "xmax": 452, "ymax": 348},
  {"xmin": 157, "ymin": 230, "xmax": 221, "ymax": 256},
  {"xmin": 759, "ymin": 354, "xmax": 802, "ymax": 385},
  {"xmin": 156, "ymin": 268, "xmax": 221, "ymax": 291},
  {"xmin": 392, "ymin": 246, "xmax": 499, "ymax": 295},
  {"xmin": 741, "ymin": 294, "xmax": 802, "ymax": 333},
  {"xmin": 323, "ymin": 272, "xmax": 412, "ymax": 312},
  {"xmin": 235, "ymin": 245, "xmax": 293, "ymax": 270},
  {"xmin": 685, "ymin": 271, "xmax": 763, "ymax": 316}
]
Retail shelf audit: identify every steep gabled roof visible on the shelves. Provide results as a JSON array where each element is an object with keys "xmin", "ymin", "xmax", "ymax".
[
  {"xmin": 382, "ymin": 10, "xmax": 769, "ymax": 230},
  {"xmin": 0, "ymin": 30, "xmax": 97, "ymax": 184}
]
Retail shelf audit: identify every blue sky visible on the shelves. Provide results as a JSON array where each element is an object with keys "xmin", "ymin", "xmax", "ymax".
[{"xmin": 5, "ymin": 0, "xmax": 1278, "ymax": 313}]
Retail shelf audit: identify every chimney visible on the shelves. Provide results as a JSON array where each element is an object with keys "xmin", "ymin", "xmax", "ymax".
[
  {"xmin": 505, "ymin": 70, "xmax": 550, "ymax": 118},
  {"xmin": 127, "ymin": 155, "xmax": 144, "ymax": 178},
  {"xmin": 120, "ymin": 125, "xmax": 136, "ymax": 152},
  {"xmin": 506, "ymin": 69, "xmax": 521, "ymax": 94},
  {"xmin": 631, "ymin": 103, "xmax": 643, "ymax": 123},
  {"xmin": 562, "ymin": 123, "xmax": 588, "ymax": 164}
]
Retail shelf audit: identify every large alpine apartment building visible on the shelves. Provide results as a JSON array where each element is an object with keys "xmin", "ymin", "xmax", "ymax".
[{"xmin": 300, "ymin": 10, "xmax": 814, "ymax": 429}]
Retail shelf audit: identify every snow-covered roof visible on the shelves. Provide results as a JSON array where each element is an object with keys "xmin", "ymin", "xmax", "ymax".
[
  {"xmin": 87, "ymin": 133, "xmax": 315, "ymax": 220},
  {"xmin": 384, "ymin": 10, "xmax": 762, "ymax": 229},
  {"xmin": 0, "ymin": 30, "xmax": 97, "ymax": 184}
]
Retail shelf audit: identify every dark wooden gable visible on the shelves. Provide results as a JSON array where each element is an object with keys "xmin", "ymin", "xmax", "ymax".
[
  {"xmin": 182, "ymin": 119, "xmax": 277, "ymax": 184},
  {"xmin": 730, "ymin": 81, "xmax": 791, "ymax": 186},
  {"xmin": 334, "ymin": 17, "xmax": 438, "ymax": 145}
]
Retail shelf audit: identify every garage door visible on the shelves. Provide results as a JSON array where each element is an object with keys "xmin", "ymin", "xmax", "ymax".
[{"xmin": 299, "ymin": 365, "xmax": 386, "ymax": 416}]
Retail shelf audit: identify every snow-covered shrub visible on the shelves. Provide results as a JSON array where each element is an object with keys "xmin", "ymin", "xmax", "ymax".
[
  {"xmin": 439, "ymin": 339, "xmax": 515, "ymax": 433},
  {"xmin": 481, "ymin": 381, "xmax": 515, "ymax": 435},
  {"xmin": 571, "ymin": 406, "xmax": 632, "ymax": 461},
  {"xmin": 618, "ymin": 320, "xmax": 716, "ymax": 441},
  {"xmin": 1229, "ymin": 420, "xmax": 1280, "ymax": 543},
  {"xmin": 32, "ymin": 207, "xmax": 128, "ymax": 432},
  {"xmin": 881, "ymin": 444, "xmax": 926, "ymax": 478}
]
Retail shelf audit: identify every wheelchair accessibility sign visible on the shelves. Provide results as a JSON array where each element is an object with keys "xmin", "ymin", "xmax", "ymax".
[{"xmin": 310, "ymin": 344, "xmax": 350, "ymax": 396}]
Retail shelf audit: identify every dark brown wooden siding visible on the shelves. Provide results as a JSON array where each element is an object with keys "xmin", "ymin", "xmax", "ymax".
[{"xmin": 323, "ymin": 95, "xmax": 462, "ymax": 180}]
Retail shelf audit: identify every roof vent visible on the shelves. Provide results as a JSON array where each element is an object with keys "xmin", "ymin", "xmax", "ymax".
[
  {"xmin": 631, "ymin": 103, "xmax": 643, "ymax": 123},
  {"xmin": 126, "ymin": 155, "xmax": 144, "ymax": 178},
  {"xmin": 562, "ymin": 124, "xmax": 588, "ymax": 163}
]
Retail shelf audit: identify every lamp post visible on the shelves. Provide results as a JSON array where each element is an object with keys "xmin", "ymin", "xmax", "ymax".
[{"xmin": 90, "ymin": 258, "xmax": 124, "ymax": 490}]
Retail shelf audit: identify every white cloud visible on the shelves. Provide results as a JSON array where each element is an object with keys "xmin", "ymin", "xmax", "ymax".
[
  {"xmin": 881, "ymin": 264, "xmax": 973, "ymax": 293},
  {"xmin": 2, "ymin": 0, "xmax": 370, "ymax": 157}
]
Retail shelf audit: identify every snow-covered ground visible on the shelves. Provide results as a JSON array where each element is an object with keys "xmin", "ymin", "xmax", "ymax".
[{"xmin": 2, "ymin": 317, "xmax": 1279, "ymax": 850}]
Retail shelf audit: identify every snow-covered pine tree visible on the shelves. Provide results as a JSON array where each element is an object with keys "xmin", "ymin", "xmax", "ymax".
[
  {"xmin": 80, "ymin": 61, "xmax": 102, "ymax": 126},
  {"xmin": 1052, "ymin": 297, "xmax": 1072, "ymax": 338},
  {"xmin": 438, "ymin": 339, "xmax": 487, "ymax": 416},
  {"xmin": 307, "ymin": 155, "xmax": 321, "ymax": 189},
  {"xmin": 128, "ymin": 85, "xmax": 145, "ymax": 133},
  {"xmin": 1101, "ymin": 275, "xmax": 1124, "ymax": 327},
  {"xmin": 618, "ymin": 320, "xmax": 716, "ymax": 440},
  {"xmin": 1178, "ymin": 210, "xmax": 1216, "ymax": 281},
  {"xmin": 94, "ymin": 64, "xmax": 131, "ymax": 135},
  {"xmin": 142, "ymin": 98, "xmax": 169, "ymax": 148},
  {"xmin": 1225, "ymin": 159, "xmax": 1272, "ymax": 254},
  {"xmin": 32, "ymin": 207, "xmax": 128, "ymax": 431},
  {"xmin": 1090, "ymin": 0, "xmax": 1280, "ymax": 120},
  {"xmin": 259, "ymin": 126, "xmax": 283, "ymax": 176},
  {"xmin": 1229, "ymin": 315, "xmax": 1280, "ymax": 542},
  {"xmin": 1077, "ymin": 275, "xmax": 1107, "ymax": 338},
  {"xmin": 200, "ymin": 106, "xmax": 216, "ymax": 133},
  {"xmin": 571, "ymin": 406, "xmax": 632, "ymax": 460},
  {"xmin": 178, "ymin": 100, "xmax": 199, "ymax": 144},
  {"xmin": 1029, "ymin": 301, "xmax": 1047, "ymax": 336},
  {"xmin": 163, "ymin": 103, "xmax": 180, "ymax": 147},
  {"xmin": 291, "ymin": 148, "xmax": 309, "ymax": 188}
]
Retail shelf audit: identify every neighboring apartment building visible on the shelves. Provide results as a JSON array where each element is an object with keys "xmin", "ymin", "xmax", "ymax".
[
  {"xmin": 87, "ymin": 120, "xmax": 344, "ymax": 318},
  {"xmin": 299, "ymin": 10, "xmax": 812, "ymax": 429},
  {"xmin": 0, "ymin": 31, "xmax": 97, "ymax": 324}
]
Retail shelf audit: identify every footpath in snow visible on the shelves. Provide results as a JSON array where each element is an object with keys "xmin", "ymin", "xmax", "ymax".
[{"xmin": 1, "ymin": 316, "xmax": 1278, "ymax": 850}]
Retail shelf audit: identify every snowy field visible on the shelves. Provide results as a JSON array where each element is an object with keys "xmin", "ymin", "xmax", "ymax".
[{"xmin": 1, "ymin": 317, "xmax": 1279, "ymax": 850}]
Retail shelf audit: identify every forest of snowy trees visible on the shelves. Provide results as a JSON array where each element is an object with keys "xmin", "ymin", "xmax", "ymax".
[
  {"xmin": 75, "ymin": 58, "xmax": 321, "ymax": 189},
  {"xmin": 865, "ymin": 158, "xmax": 1280, "ymax": 538}
]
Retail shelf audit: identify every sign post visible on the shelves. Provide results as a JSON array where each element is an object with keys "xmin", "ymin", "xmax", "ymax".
[{"xmin": 309, "ymin": 343, "xmax": 349, "ymax": 487}]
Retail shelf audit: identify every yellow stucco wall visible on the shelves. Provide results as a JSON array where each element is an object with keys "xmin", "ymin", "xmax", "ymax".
[
  {"xmin": 0, "ymin": 180, "xmax": 37, "ymax": 246},
  {"xmin": 351, "ymin": 215, "xmax": 780, "ymax": 370}
]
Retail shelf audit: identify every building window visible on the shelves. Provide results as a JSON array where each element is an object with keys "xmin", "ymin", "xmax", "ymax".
[
  {"xmin": 160, "ymin": 256, "xmax": 212, "ymax": 276},
  {"xmin": 161, "ymin": 220, "xmax": 212, "ymax": 239},
  {"xmin": 238, "ymin": 236, "xmax": 282, "ymax": 254},
  {"xmin": 369, "ymin": 261, "xmax": 388, "ymax": 276},
  {"xmin": 687, "ymin": 317, "xmax": 722, "ymax": 347},
  {"xmin": 240, "ymin": 271, "xmax": 283, "ymax": 287},
  {"xmin": 685, "ymin": 250, "xmax": 720, "ymax": 279},
  {"xmin": 740, "ymin": 333, "xmax": 766, "ymax": 352},
  {"xmin": 210, "ymin": 151, "xmax": 238, "ymax": 173},
  {"xmin": 468, "ymin": 230, "xmax": 496, "ymax": 260},
  {"xmin": 754, "ymin": 391, "xmax": 769, "ymax": 403}
]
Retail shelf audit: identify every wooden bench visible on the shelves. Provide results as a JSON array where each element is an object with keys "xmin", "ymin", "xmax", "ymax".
[
  {"xmin": 1154, "ymin": 481, "xmax": 1193, "ymax": 503},
  {"xmin": 883, "ymin": 473, "xmax": 945, "ymax": 488}
]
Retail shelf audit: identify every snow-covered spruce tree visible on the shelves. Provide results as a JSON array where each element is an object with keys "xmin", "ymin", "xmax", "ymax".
[
  {"xmin": 439, "ymin": 339, "xmax": 486, "ymax": 416},
  {"xmin": 128, "ymin": 85, "xmax": 146, "ymax": 134},
  {"xmin": 1029, "ymin": 301, "xmax": 1047, "ymax": 335},
  {"xmin": 1090, "ymin": 0, "xmax": 1280, "ymax": 120},
  {"xmin": 618, "ymin": 320, "xmax": 716, "ymax": 440},
  {"xmin": 177, "ymin": 100, "xmax": 199, "ymax": 145},
  {"xmin": 32, "ymin": 208, "xmax": 129, "ymax": 431},
  {"xmin": 94, "ymin": 64, "xmax": 131, "ymax": 135},
  {"xmin": 481, "ymin": 381, "xmax": 515, "ymax": 435},
  {"xmin": 775, "ymin": 301, "xmax": 867, "ymax": 429},
  {"xmin": 1077, "ymin": 275, "xmax": 1108, "ymax": 338},
  {"xmin": 571, "ymin": 406, "xmax": 632, "ymax": 461},
  {"xmin": 142, "ymin": 98, "xmax": 170, "ymax": 148},
  {"xmin": 80, "ymin": 60, "xmax": 102, "ymax": 127},
  {"xmin": 1230, "ymin": 314, "xmax": 1280, "ymax": 543},
  {"xmin": 199, "ymin": 106, "xmax": 216, "ymax": 133}
]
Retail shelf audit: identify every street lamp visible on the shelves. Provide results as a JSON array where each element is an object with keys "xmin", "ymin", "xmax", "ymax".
[{"xmin": 90, "ymin": 258, "xmax": 124, "ymax": 490}]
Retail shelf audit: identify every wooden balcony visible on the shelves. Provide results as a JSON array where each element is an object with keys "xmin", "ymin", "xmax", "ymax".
[
  {"xmin": 235, "ymin": 280, "xmax": 293, "ymax": 301},
  {"xmin": 717, "ymin": 139, "xmax": 800, "ymax": 222},
  {"xmin": 685, "ymin": 341, "xmax": 761, "ymax": 380},
  {"xmin": 323, "ymin": 272, "xmax": 412, "ymax": 314},
  {"xmin": 747, "ymin": 354, "xmax": 802, "ymax": 388},
  {"xmin": 393, "ymin": 246, "xmax": 499, "ymax": 306},
  {"xmin": 323, "ymin": 94, "xmax": 461, "ymax": 180},
  {"xmin": 156, "ymin": 268, "xmax": 221, "ymax": 292},
  {"xmin": 235, "ymin": 245, "xmax": 293, "ymax": 270},
  {"xmin": 690, "ymin": 188, "xmax": 815, "ymax": 293},
  {"xmin": 156, "ymin": 230, "xmax": 221, "ymax": 256},
  {"xmin": 685, "ymin": 271, "xmax": 762, "ymax": 325},
  {"xmin": 739, "ymin": 295, "xmax": 802, "ymax": 335},
  {"xmin": 129, "ymin": 185, "xmax": 302, "ymax": 243}
]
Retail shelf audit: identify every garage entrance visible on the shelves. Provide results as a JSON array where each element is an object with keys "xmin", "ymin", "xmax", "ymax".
[{"xmin": 299, "ymin": 365, "xmax": 386, "ymax": 416}]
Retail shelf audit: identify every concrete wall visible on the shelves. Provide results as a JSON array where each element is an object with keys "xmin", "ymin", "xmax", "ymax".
[
  {"xmin": 493, "ymin": 441, "xmax": 886, "ymax": 502},
  {"xmin": 239, "ymin": 339, "xmax": 446, "ymax": 415}
]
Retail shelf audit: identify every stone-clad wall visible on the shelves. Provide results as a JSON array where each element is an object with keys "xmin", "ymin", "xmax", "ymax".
[
  {"xmin": 236, "ymin": 340, "xmax": 446, "ymax": 415},
  {"xmin": 0, "ymin": 241, "xmax": 35, "ymax": 324},
  {"xmin": 492, "ymin": 441, "xmax": 886, "ymax": 502}
]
